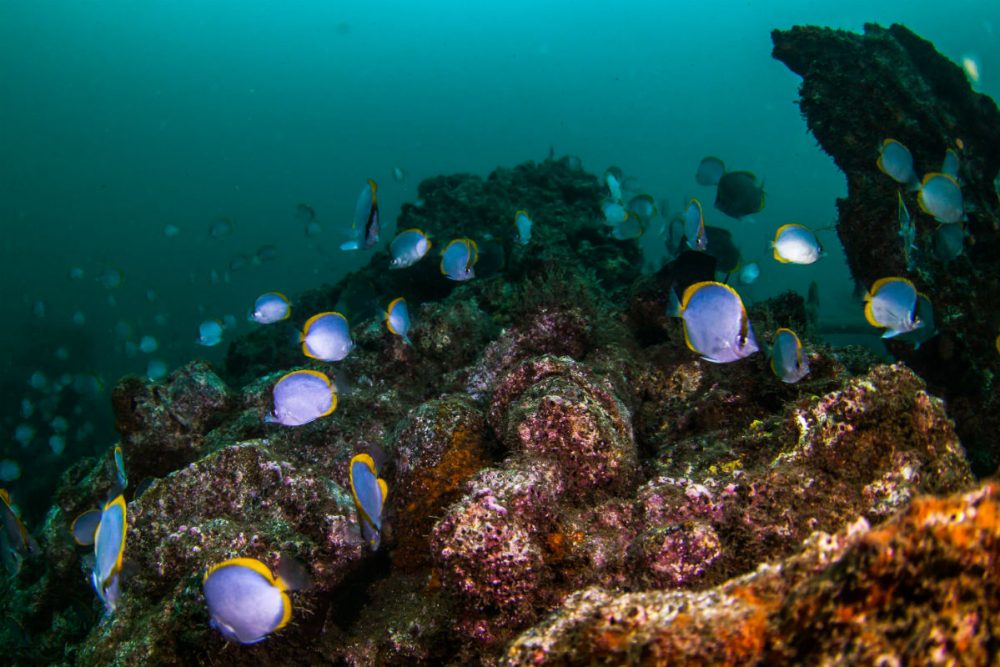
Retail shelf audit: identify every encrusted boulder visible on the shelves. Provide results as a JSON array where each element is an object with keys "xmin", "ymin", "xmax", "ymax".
[
  {"xmin": 505, "ymin": 482, "xmax": 1000, "ymax": 666},
  {"xmin": 111, "ymin": 361, "xmax": 237, "ymax": 480},
  {"xmin": 76, "ymin": 443, "xmax": 365, "ymax": 666},
  {"xmin": 391, "ymin": 395, "xmax": 490, "ymax": 568},
  {"xmin": 633, "ymin": 363, "xmax": 974, "ymax": 587}
]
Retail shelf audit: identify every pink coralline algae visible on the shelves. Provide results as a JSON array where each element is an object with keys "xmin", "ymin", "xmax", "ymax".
[
  {"xmin": 431, "ymin": 463, "xmax": 565, "ymax": 627},
  {"xmin": 496, "ymin": 357, "xmax": 637, "ymax": 497}
]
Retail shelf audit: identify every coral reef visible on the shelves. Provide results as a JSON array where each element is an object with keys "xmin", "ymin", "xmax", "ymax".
[
  {"xmin": 1, "ymin": 136, "xmax": 994, "ymax": 665},
  {"xmin": 772, "ymin": 23, "xmax": 1000, "ymax": 476}
]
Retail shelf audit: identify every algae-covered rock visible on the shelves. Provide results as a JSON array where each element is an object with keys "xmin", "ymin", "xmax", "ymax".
[
  {"xmin": 111, "ymin": 361, "xmax": 237, "ymax": 480},
  {"xmin": 505, "ymin": 482, "xmax": 1000, "ymax": 666},
  {"xmin": 772, "ymin": 23, "xmax": 1000, "ymax": 476},
  {"xmin": 4, "ymin": 147, "xmax": 993, "ymax": 666},
  {"xmin": 76, "ymin": 443, "xmax": 365, "ymax": 666}
]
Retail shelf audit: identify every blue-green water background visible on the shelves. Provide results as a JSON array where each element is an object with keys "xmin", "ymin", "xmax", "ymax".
[{"xmin": 1, "ymin": 1, "xmax": 998, "ymax": 513}]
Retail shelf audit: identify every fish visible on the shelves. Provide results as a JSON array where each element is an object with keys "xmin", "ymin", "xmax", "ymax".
[
  {"xmin": 895, "ymin": 292, "xmax": 936, "ymax": 350},
  {"xmin": 770, "ymin": 328, "xmax": 810, "ymax": 383},
  {"xmin": 440, "ymin": 238, "xmax": 478, "ymax": 281},
  {"xmin": 864, "ymin": 277, "xmax": 923, "ymax": 338},
  {"xmin": 392, "ymin": 166, "xmax": 407, "ymax": 183},
  {"xmin": 772, "ymin": 224, "xmax": 822, "ymax": 264},
  {"xmin": 92, "ymin": 494, "xmax": 127, "ymax": 612},
  {"xmin": 256, "ymin": 244, "xmax": 278, "ymax": 263},
  {"xmin": 202, "ymin": 558, "xmax": 293, "ymax": 644},
  {"xmin": 918, "ymin": 173, "xmax": 964, "ymax": 223},
  {"xmin": 603, "ymin": 166, "xmax": 624, "ymax": 202},
  {"xmin": 49, "ymin": 435, "xmax": 66, "ymax": 455},
  {"xmin": 1, "ymin": 489, "xmax": 39, "ymax": 575},
  {"xmin": 695, "ymin": 156, "xmax": 726, "ymax": 186},
  {"xmin": 684, "ymin": 198, "xmax": 707, "ymax": 251},
  {"xmin": 301, "ymin": 312, "xmax": 354, "ymax": 361},
  {"xmin": 147, "ymin": 359, "xmax": 168, "ymax": 381},
  {"xmin": 115, "ymin": 320, "xmax": 134, "ymax": 341},
  {"xmin": 738, "ymin": 262, "xmax": 760, "ymax": 285},
  {"xmin": 304, "ymin": 220, "xmax": 322, "ymax": 237},
  {"xmin": 898, "ymin": 192, "xmax": 916, "ymax": 271},
  {"xmin": 932, "ymin": 222, "xmax": 968, "ymax": 263},
  {"xmin": 96, "ymin": 266, "xmax": 124, "ymax": 289},
  {"xmin": 514, "ymin": 210, "xmax": 533, "ymax": 245},
  {"xmin": 197, "ymin": 320, "xmax": 224, "ymax": 347},
  {"xmin": 876, "ymin": 139, "xmax": 919, "ymax": 189},
  {"xmin": 14, "ymin": 424, "xmax": 35, "ymax": 447},
  {"xmin": 703, "ymin": 227, "xmax": 741, "ymax": 274},
  {"xmin": 67, "ymin": 267, "xmax": 84, "ymax": 281},
  {"xmin": 29, "ymin": 370, "xmax": 48, "ymax": 390},
  {"xmin": 139, "ymin": 335, "xmax": 158, "ymax": 354},
  {"xmin": 72, "ymin": 311, "xmax": 86, "ymax": 326},
  {"xmin": 665, "ymin": 214, "xmax": 686, "ymax": 257},
  {"xmin": 389, "ymin": 229, "xmax": 432, "ymax": 269},
  {"xmin": 250, "ymin": 292, "xmax": 291, "ymax": 324},
  {"xmin": 610, "ymin": 213, "xmax": 643, "ymax": 240},
  {"xmin": 163, "ymin": 224, "xmax": 180, "ymax": 238},
  {"xmin": 341, "ymin": 179, "xmax": 380, "ymax": 251},
  {"xmin": 71, "ymin": 508, "xmax": 102, "ymax": 546},
  {"xmin": 295, "ymin": 203, "xmax": 316, "ymax": 222},
  {"xmin": 0, "ymin": 460, "xmax": 20, "ymax": 483},
  {"xmin": 601, "ymin": 200, "xmax": 628, "ymax": 227},
  {"xmin": 994, "ymin": 170, "xmax": 1000, "ymax": 203},
  {"xmin": 229, "ymin": 254, "xmax": 250, "ymax": 272},
  {"xmin": 941, "ymin": 148, "xmax": 960, "ymax": 179},
  {"xmin": 668, "ymin": 281, "xmax": 759, "ymax": 363},
  {"xmin": 210, "ymin": 217, "xmax": 234, "ymax": 239},
  {"xmin": 962, "ymin": 56, "xmax": 981, "ymax": 84},
  {"xmin": 715, "ymin": 171, "xmax": 765, "ymax": 219},
  {"xmin": 266, "ymin": 370, "xmax": 337, "ymax": 426},
  {"xmin": 627, "ymin": 194, "xmax": 657, "ymax": 224},
  {"xmin": 386, "ymin": 297, "xmax": 412, "ymax": 345},
  {"xmin": 349, "ymin": 453, "xmax": 388, "ymax": 550},
  {"xmin": 114, "ymin": 445, "xmax": 128, "ymax": 489}
]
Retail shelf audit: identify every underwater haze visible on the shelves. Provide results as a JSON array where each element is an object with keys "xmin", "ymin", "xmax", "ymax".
[{"xmin": 1, "ymin": 1, "xmax": 998, "ymax": 508}]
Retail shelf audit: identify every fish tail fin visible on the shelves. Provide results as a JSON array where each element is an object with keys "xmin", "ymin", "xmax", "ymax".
[
  {"xmin": 276, "ymin": 553, "xmax": 312, "ymax": 592},
  {"xmin": 666, "ymin": 288, "xmax": 682, "ymax": 318}
]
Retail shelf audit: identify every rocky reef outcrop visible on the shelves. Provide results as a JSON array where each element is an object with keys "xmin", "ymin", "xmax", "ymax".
[
  {"xmin": 1, "ymin": 42, "xmax": 997, "ymax": 661},
  {"xmin": 505, "ymin": 482, "xmax": 1000, "ymax": 666},
  {"xmin": 772, "ymin": 23, "xmax": 1000, "ymax": 476}
]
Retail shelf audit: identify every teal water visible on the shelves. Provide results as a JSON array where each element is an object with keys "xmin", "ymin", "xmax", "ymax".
[{"xmin": 1, "ymin": 1, "xmax": 998, "ymax": 511}]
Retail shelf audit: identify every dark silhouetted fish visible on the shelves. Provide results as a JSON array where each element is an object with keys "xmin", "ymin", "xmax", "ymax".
[
  {"xmin": 704, "ymin": 226, "xmax": 741, "ymax": 273},
  {"xmin": 715, "ymin": 171, "xmax": 765, "ymax": 219}
]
